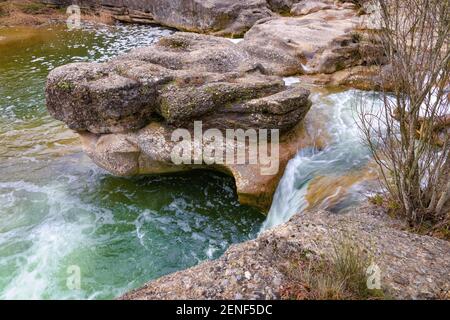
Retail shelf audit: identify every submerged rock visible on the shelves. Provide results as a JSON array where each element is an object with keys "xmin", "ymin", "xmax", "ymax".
[{"xmin": 120, "ymin": 205, "xmax": 450, "ymax": 300}]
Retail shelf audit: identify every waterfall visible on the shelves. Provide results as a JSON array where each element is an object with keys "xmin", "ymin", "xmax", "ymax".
[{"xmin": 261, "ymin": 89, "xmax": 381, "ymax": 231}]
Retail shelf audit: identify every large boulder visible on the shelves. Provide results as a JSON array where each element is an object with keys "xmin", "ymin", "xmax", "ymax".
[
  {"xmin": 46, "ymin": 32, "xmax": 314, "ymax": 211},
  {"xmin": 267, "ymin": 0, "xmax": 302, "ymax": 13},
  {"xmin": 145, "ymin": 0, "xmax": 274, "ymax": 37},
  {"xmin": 47, "ymin": 32, "xmax": 310, "ymax": 134},
  {"xmin": 290, "ymin": 0, "xmax": 335, "ymax": 16},
  {"xmin": 43, "ymin": 1, "xmax": 386, "ymax": 90}
]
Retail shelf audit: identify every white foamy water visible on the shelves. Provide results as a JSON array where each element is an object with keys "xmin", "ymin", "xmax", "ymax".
[
  {"xmin": 261, "ymin": 90, "xmax": 382, "ymax": 231},
  {"xmin": 228, "ymin": 38, "xmax": 244, "ymax": 44},
  {"xmin": 0, "ymin": 178, "xmax": 103, "ymax": 299},
  {"xmin": 283, "ymin": 77, "xmax": 301, "ymax": 86}
]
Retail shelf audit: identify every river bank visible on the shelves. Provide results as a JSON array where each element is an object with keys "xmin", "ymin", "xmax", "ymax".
[{"xmin": 0, "ymin": 0, "xmax": 62, "ymax": 26}]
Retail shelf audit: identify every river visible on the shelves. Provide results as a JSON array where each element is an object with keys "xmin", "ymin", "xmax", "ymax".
[{"xmin": 0, "ymin": 22, "xmax": 379, "ymax": 299}]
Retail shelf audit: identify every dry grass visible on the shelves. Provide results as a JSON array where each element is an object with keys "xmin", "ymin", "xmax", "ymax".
[{"xmin": 281, "ymin": 236, "xmax": 386, "ymax": 300}]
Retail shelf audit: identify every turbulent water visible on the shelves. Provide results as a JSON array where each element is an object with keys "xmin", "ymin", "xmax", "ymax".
[
  {"xmin": 0, "ymin": 23, "xmax": 263, "ymax": 299},
  {"xmin": 262, "ymin": 89, "xmax": 382, "ymax": 231},
  {"xmin": 0, "ymin": 22, "xmax": 381, "ymax": 299}
]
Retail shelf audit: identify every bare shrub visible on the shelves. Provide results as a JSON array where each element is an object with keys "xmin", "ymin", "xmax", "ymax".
[{"xmin": 357, "ymin": 0, "xmax": 450, "ymax": 231}]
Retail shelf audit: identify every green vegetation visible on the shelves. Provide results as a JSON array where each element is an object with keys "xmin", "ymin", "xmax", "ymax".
[
  {"xmin": 369, "ymin": 194, "xmax": 383, "ymax": 206},
  {"xmin": 57, "ymin": 81, "xmax": 73, "ymax": 91}
]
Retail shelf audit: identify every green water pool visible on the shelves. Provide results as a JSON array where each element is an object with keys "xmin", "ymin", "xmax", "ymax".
[{"xmin": 0, "ymin": 23, "xmax": 263, "ymax": 299}]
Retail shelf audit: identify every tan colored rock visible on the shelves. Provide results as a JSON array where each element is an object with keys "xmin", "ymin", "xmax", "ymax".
[
  {"xmin": 241, "ymin": 9, "xmax": 384, "ymax": 76},
  {"xmin": 290, "ymin": 0, "xmax": 334, "ymax": 16},
  {"xmin": 297, "ymin": 65, "xmax": 394, "ymax": 91}
]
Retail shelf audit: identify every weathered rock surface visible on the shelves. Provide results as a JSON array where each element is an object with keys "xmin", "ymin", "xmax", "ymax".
[
  {"xmin": 297, "ymin": 64, "xmax": 394, "ymax": 91},
  {"xmin": 42, "ymin": 0, "xmax": 303, "ymax": 36},
  {"xmin": 47, "ymin": 32, "xmax": 310, "ymax": 134},
  {"xmin": 44, "ymin": 0, "xmax": 385, "ymax": 89},
  {"xmin": 46, "ymin": 32, "xmax": 314, "ymax": 211},
  {"xmin": 120, "ymin": 205, "xmax": 450, "ymax": 300},
  {"xmin": 290, "ymin": 0, "xmax": 334, "ymax": 16},
  {"xmin": 46, "ymin": 2, "xmax": 387, "ymax": 211},
  {"xmin": 133, "ymin": 0, "xmax": 274, "ymax": 37},
  {"xmin": 241, "ymin": 8, "xmax": 384, "ymax": 76},
  {"xmin": 79, "ymin": 119, "xmax": 316, "ymax": 211}
]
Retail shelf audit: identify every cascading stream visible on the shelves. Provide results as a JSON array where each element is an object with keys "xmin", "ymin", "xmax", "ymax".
[{"xmin": 261, "ymin": 89, "xmax": 382, "ymax": 231}]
